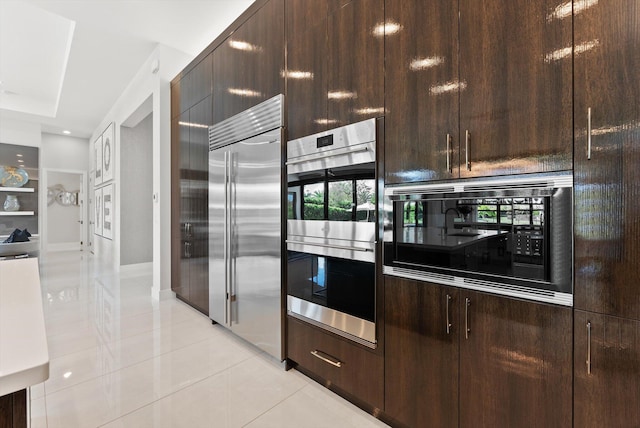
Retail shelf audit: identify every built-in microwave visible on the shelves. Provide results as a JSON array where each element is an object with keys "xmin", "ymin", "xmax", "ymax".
[{"xmin": 383, "ymin": 172, "xmax": 573, "ymax": 306}]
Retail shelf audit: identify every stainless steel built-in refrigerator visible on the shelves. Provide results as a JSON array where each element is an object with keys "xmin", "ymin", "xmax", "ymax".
[{"xmin": 208, "ymin": 95, "xmax": 283, "ymax": 360}]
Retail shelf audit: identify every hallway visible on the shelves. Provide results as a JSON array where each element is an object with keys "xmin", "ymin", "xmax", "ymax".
[{"xmin": 31, "ymin": 251, "xmax": 387, "ymax": 427}]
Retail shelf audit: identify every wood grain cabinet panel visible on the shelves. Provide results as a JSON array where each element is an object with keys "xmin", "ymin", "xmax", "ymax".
[
  {"xmin": 213, "ymin": 0, "xmax": 284, "ymax": 124},
  {"xmin": 459, "ymin": 291, "xmax": 573, "ymax": 428},
  {"xmin": 327, "ymin": 0, "xmax": 384, "ymax": 129},
  {"xmin": 574, "ymin": 311, "xmax": 640, "ymax": 428},
  {"xmin": 385, "ymin": 0, "xmax": 572, "ymax": 183},
  {"xmin": 573, "ymin": 0, "xmax": 640, "ymax": 320},
  {"xmin": 287, "ymin": 316, "xmax": 384, "ymax": 410},
  {"xmin": 384, "ymin": 276, "xmax": 459, "ymax": 428},
  {"xmin": 458, "ymin": 0, "xmax": 573, "ymax": 177},
  {"xmin": 0, "ymin": 389, "xmax": 27, "ymax": 428},
  {"xmin": 384, "ymin": 0, "xmax": 459, "ymax": 184},
  {"xmin": 285, "ymin": 0, "xmax": 383, "ymax": 140},
  {"xmin": 384, "ymin": 275, "xmax": 572, "ymax": 428},
  {"xmin": 285, "ymin": 0, "xmax": 329, "ymax": 140},
  {"xmin": 172, "ymin": 97, "xmax": 211, "ymax": 314}
]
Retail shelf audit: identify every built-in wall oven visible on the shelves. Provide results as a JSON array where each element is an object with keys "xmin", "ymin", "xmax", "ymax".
[
  {"xmin": 286, "ymin": 118, "xmax": 379, "ymax": 347},
  {"xmin": 383, "ymin": 172, "xmax": 573, "ymax": 306}
]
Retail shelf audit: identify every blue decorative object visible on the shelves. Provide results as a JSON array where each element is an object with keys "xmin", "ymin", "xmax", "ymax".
[{"xmin": 0, "ymin": 166, "xmax": 29, "ymax": 187}]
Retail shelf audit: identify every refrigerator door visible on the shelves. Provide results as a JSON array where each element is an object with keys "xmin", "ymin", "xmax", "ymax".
[
  {"xmin": 209, "ymin": 147, "xmax": 230, "ymax": 326},
  {"xmin": 228, "ymin": 129, "xmax": 282, "ymax": 359}
]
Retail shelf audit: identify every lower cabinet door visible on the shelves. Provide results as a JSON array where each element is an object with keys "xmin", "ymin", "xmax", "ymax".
[
  {"xmin": 384, "ymin": 276, "xmax": 459, "ymax": 428},
  {"xmin": 287, "ymin": 316, "xmax": 384, "ymax": 410},
  {"xmin": 459, "ymin": 291, "xmax": 573, "ymax": 428},
  {"xmin": 574, "ymin": 310, "xmax": 640, "ymax": 428}
]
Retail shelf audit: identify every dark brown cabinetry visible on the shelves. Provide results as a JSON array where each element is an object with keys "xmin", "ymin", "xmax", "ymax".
[
  {"xmin": 573, "ymin": 3, "xmax": 640, "ymax": 425},
  {"xmin": 285, "ymin": 0, "xmax": 383, "ymax": 141},
  {"xmin": 171, "ymin": 96, "xmax": 211, "ymax": 314},
  {"xmin": 213, "ymin": 0, "xmax": 284, "ymax": 125},
  {"xmin": 459, "ymin": 290, "xmax": 572, "ymax": 428},
  {"xmin": 284, "ymin": 0, "xmax": 329, "ymax": 140},
  {"xmin": 574, "ymin": 310, "xmax": 640, "ymax": 428},
  {"xmin": 0, "ymin": 389, "xmax": 27, "ymax": 428},
  {"xmin": 573, "ymin": 0, "xmax": 640, "ymax": 321},
  {"xmin": 385, "ymin": 276, "xmax": 572, "ymax": 428},
  {"xmin": 287, "ymin": 316, "xmax": 384, "ymax": 411},
  {"xmin": 384, "ymin": 0, "xmax": 459, "ymax": 183},
  {"xmin": 385, "ymin": 0, "xmax": 572, "ymax": 184},
  {"xmin": 384, "ymin": 276, "xmax": 458, "ymax": 428}
]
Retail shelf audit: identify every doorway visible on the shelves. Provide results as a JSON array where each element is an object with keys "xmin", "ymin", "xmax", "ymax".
[
  {"xmin": 43, "ymin": 169, "xmax": 87, "ymax": 252},
  {"xmin": 120, "ymin": 96, "xmax": 153, "ymax": 268}
]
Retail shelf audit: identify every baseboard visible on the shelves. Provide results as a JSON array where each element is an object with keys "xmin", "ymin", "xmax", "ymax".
[
  {"xmin": 152, "ymin": 286, "xmax": 176, "ymax": 301},
  {"xmin": 46, "ymin": 242, "xmax": 81, "ymax": 252}
]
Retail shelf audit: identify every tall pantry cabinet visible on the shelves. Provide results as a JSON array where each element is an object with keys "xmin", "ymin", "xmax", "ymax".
[
  {"xmin": 573, "ymin": 0, "xmax": 640, "ymax": 426},
  {"xmin": 170, "ymin": 55, "xmax": 212, "ymax": 314}
]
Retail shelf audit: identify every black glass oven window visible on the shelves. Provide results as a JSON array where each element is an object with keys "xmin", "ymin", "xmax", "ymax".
[{"xmin": 288, "ymin": 251, "xmax": 375, "ymax": 322}]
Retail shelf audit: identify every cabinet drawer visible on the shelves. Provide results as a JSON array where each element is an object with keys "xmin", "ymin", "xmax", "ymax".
[{"xmin": 287, "ymin": 316, "xmax": 383, "ymax": 410}]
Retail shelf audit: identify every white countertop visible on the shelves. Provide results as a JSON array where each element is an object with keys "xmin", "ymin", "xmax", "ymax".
[{"xmin": 0, "ymin": 257, "xmax": 49, "ymax": 396}]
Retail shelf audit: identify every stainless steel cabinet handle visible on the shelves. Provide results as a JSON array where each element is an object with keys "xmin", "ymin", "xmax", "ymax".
[
  {"xmin": 285, "ymin": 240, "xmax": 373, "ymax": 252},
  {"xmin": 465, "ymin": 297, "xmax": 471, "ymax": 339},
  {"xmin": 446, "ymin": 134, "xmax": 452, "ymax": 173},
  {"xmin": 310, "ymin": 350, "xmax": 343, "ymax": 368},
  {"xmin": 465, "ymin": 130, "xmax": 471, "ymax": 171},
  {"xmin": 446, "ymin": 294, "xmax": 452, "ymax": 335},
  {"xmin": 587, "ymin": 108, "xmax": 592, "ymax": 160},
  {"xmin": 587, "ymin": 321, "xmax": 592, "ymax": 375},
  {"xmin": 286, "ymin": 146, "xmax": 369, "ymax": 166}
]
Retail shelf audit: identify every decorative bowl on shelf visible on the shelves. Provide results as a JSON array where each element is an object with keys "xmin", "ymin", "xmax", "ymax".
[{"xmin": 0, "ymin": 166, "xmax": 29, "ymax": 188}]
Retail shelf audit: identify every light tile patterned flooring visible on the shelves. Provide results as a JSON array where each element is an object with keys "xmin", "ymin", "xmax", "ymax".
[{"xmin": 31, "ymin": 251, "xmax": 389, "ymax": 427}]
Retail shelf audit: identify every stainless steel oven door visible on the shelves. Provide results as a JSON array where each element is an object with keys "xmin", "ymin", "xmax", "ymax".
[{"xmin": 287, "ymin": 247, "xmax": 376, "ymax": 347}]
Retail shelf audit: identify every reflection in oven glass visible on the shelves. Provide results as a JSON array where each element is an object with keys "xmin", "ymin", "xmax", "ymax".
[{"xmin": 288, "ymin": 251, "xmax": 375, "ymax": 322}]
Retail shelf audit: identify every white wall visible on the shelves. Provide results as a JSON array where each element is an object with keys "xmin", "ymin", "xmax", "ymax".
[
  {"xmin": 90, "ymin": 44, "xmax": 192, "ymax": 299},
  {"xmin": 0, "ymin": 115, "xmax": 41, "ymax": 148},
  {"xmin": 120, "ymin": 112, "xmax": 153, "ymax": 266},
  {"xmin": 41, "ymin": 133, "xmax": 90, "ymax": 171}
]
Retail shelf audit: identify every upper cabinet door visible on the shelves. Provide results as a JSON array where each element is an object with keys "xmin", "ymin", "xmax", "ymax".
[
  {"xmin": 327, "ymin": 0, "xmax": 384, "ymax": 129},
  {"xmin": 384, "ymin": 0, "xmax": 459, "ymax": 184},
  {"xmin": 285, "ymin": 0, "xmax": 329, "ymax": 141},
  {"xmin": 213, "ymin": 0, "xmax": 285, "ymax": 124},
  {"xmin": 573, "ymin": 0, "xmax": 640, "ymax": 320},
  {"xmin": 458, "ymin": 0, "xmax": 573, "ymax": 177}
]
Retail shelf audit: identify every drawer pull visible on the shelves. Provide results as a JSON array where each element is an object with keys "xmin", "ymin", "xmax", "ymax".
[{"xmin": 311, "ymin": 350, "xmax": 343, "ymax": 368}]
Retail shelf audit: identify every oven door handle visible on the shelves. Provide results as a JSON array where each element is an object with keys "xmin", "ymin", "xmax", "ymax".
[
  {"xmin": 286, "ymin": 240, "xmax": 374, "ymax": 253},
  {"xmin": 285, "ymin": 146, "xmax": 369, "ymax": 165}
]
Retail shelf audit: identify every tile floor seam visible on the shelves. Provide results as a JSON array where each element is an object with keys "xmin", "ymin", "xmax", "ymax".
[
  {"xmin": 41, "ymin": 334, "xmax": 216, "ymax": 397},
  {"xmin": 239, "ymin": 377, "xmax": 310, "ymax": 428},
  {"xmin": 92, "ymin": 356, "xmax": 253, "ymax": 428}
]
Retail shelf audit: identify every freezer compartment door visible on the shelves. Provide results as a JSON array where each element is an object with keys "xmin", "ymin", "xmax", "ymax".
[{"xmin": 209, "ymin": 147, "xmax": 230, "ymax": 325}]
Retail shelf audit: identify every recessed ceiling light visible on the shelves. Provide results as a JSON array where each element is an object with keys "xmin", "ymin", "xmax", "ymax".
[
  {"xmin": 16, "ymin": 154, "xmax": 23, "ymax": 157},
  {"xmin": 63, "ymin": 130, "xmax": 71, "ymax": 135}
]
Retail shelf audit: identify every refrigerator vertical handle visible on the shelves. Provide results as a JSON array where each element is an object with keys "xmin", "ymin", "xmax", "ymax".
[{"xmin": 223, "ymin": 151, "xmax": 230, "ymax": 325}]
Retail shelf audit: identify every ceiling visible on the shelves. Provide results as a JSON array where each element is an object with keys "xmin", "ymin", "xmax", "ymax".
[{"xmin": 0, "ymin": 0, "xmax": 255, "ymax": 139}]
